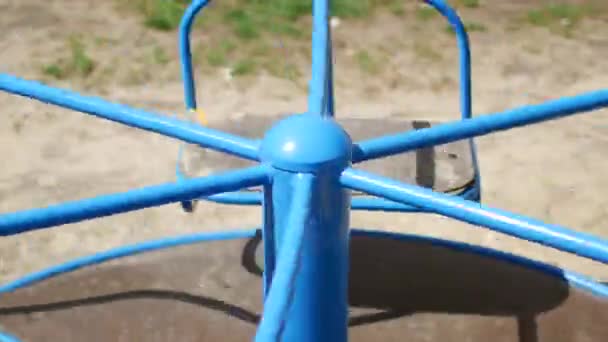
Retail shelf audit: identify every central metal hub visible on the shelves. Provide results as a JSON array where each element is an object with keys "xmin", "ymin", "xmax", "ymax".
[{"xmin": 259, "ymin": 114, "xmax": 352, "ymax": 173}]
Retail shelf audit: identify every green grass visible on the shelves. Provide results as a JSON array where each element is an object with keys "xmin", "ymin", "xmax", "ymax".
[
  {"xmin": 416, "ymin": 6, "xmax": 437, "ymax": 21},
  {"xmin": 140, "ymin": 0, "xmax": 188, "ymax": 31},
  {"xmin": 232, "ymin": 59, "xmax": 257, "ymax": 76},
  {"xmin": 123, "ymin": 0, "xmax": 473, "ymax": 78},
  {"xmin": 151, "ymin": 45, "xmax": 170, "ymax": 65},
  {"xmin": 445, "ymin": 21, "xmax": 487, "ymax": 33},
  {"xmin": 354, "ymin": 50, "xmax": 381, "ymax": 74},
  {"xmin": 43, "ymin": 36, "xmax": 95, "ymax": 79},
  {"xmin": 525, "ymin": 3, "xmax": 592, "ymax": 36},
  {"xmin": 69, "ymin": 37, "xmax": 95, "ymax": 76},
  {"xmin": 458, "ymin": 0, "xmax": 480, "ymax": 9}
]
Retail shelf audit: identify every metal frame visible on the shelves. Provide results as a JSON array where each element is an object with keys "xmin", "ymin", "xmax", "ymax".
[
  {"xmin": 175, "ymin": 0, "xmax": 481, "ymax": 211},
  {"xmin": 1, "ymin": 1, "xmax": 608, "ymax": 341}
]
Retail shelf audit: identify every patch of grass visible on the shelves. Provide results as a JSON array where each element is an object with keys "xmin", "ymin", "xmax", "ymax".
[
  {"xmin": 224, "ymin": 8, "xmax": 260, "ymax": 40},
  {"xmin": 69, "ymin": 37, "xmax": 95, "ymax": 76},
  {"xmin": 389, "ymin": 1, "xmax": 405, "ymax": 16},
  {"xmin": 525, "ymin": 3, "xmax": 591, "ymax": 36},
  {"xmin": 332, "ymin": 0, "xmax": 372, "ymax": 18},
  {"xmin": 458, "ymin": 0, "xmax": 480, "ymax": 8},
  {"xmin": 232, "ymin": 59, "xmax": 257, "ymax": 76},
  {"xmin": 43, "ymin": 64, "xmax": 66, "ymax": 79},
  {"xmin": 204, "ymin": 40, "xmax": 236, "ymax": 67},
  {"xmin": 445, "ymin": 21, "xmax": 487, "ymax": 33},
  {"xmin": 354, "ymin": 50, "xmax": 380, "ymax": 74},
  {"xmin": 416, "ymin": 6, "xmax": 437, "ymax": 21},
  {"xmin": 151, "ymin": 45, "xmax": 169, "ymax": 65},
  {"xmin": 141, "ymin": 0, "xmax": 187, "ymax": 31},
  {"xmin": 43, "ymin": 36, "xmax": 95, "ymax": 80}
]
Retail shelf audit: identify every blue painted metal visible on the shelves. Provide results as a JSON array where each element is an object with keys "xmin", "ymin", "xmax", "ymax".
[
  {"xmin": 308, "ymin": 0, "xmax": 332, "ymax": 117},
  {"xmin": 1, "ymin": 0, "xmax": 608, "ymax": 341},
  {"xmin": 426, "ymin": 0, "xmax": 472, "ymax": 121},
  {"xmin": 255, "ymin": 174, "xmax": 313, "ymax": 342},
  {"xmin": 260, "ymin": 114, "xmax": 352, "ymax": 172},
  {"xmin": 176, "ymin": 0, "xmax": 212, "ymax": 212},
  {"xmin": 260, "ymin": 114, "xmax": 351, "ymax": 341},
  {"xmin": 173, "ymin": 0, "xmax": 482, "ymax": 211},
  {"xmin": 179, "ymin": 0, "xmax": 210, "ymax": 111},
  {"xmin": 426, "ymin": 0, "xmax": 483, "ymax": 204},
  {"xmin": 0, "ymin": 74, "xmax": 260, "ymax": 161},
  {"xmin": 0, "ymin": 166, "xmax": 269, "ymax": 235},
  {"xmin": 0, "ymin": 332, "xmax": 20, "ymax": 342},
  {"xmin": 341, "ymin": 168, "xmax": 608, "ymax": 265},
  {"xmin": 354, "ymin": 88, "xmax": 608, "ymax": 163},
  {"xmin": 0, "ymin": 229, "xmax": 257, "ymax": 293}
]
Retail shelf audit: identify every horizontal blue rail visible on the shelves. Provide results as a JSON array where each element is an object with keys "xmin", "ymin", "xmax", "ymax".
[
  {"xmin": 341, "ymin": 168, "xmax": 608, "ymax": 265},
  {"xmin": 353, "ymin": 89, "xmax": 608, "ymax": 162},
  {"xmin": 255, "ymin": 174, "xmax": 314, "ymax": 342},
  {"xmin": 0, "ymin": 166, "xmax": 269, "ymax": 235},
  {"xmin": 0, "ymin": 229, "xmax": 257, "ymax": 293},
  {"xmin": 0, "ymin": 74, "xmax": 259, "ymax": 161},
  {"xmin": 201, "ymin": 185, "xmax": 479, "ymax": 211}
]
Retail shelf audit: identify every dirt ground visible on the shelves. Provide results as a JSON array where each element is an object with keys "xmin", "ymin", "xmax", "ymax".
[{"xmin": 0, "ymin": 0, "xmax": 607, "ymax": 286}]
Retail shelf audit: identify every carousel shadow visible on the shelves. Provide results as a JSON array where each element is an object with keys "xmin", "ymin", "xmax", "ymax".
[
  {"xmin": 0, "ymin": 231, "xmax": 605, "ymax": 342},
  {"xmin": 243, "ymin": 230, "xmax": 607, "ymax": 342},
  {"xmin": 0, "ymin": 289, "xmax": 259, "ymax": 323},
  {"xmin": 346, "ymin": 233, "xmax": 569, "ymax": 342}
]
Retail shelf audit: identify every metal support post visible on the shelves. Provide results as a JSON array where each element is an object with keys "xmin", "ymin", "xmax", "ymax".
[{"xmin": 259, "ymin": 113, "xmax": 352, "ymax": 341}]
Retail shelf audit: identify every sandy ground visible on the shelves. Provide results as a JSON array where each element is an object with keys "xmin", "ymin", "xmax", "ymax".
[{"xmin": 0, "ymin": 0, "xmax": 607, "ymax": 284}]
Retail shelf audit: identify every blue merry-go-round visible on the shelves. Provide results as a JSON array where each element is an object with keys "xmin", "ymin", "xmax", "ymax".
[{"xmin": 1, "ymin": 1, "xmax": 608, "ymax": 341}]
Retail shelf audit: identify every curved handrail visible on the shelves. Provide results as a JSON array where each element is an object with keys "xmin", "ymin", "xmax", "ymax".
[
  {"xmin": 177, "ymin": 0, "xmax": 478, "ymax": 210},
  {"xmin": 425, "ymin": 0, "xmax": 472, "ymax": 119},
  {"xmin": 179, "ymin": 0, "xmax": 211, "ymax": 112}
]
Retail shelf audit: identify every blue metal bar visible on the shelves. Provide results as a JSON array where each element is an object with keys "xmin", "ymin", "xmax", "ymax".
[
  {"xmin": 0, "ymin": 229, "xmax": 257, "ymax": 293},
  {"xmin": 354, "ymin": 89, "xmax": 608, "ymax": 162},
  {"xmin": 261, "ymin": 184, "xmax": 276, "ymax": 298},
  {"xmin": 325, "ymin": 25, "xmax": 335, "ymax": 117},
  {"xmin": 350, "ymin": 184, "xmax": 479, "ymax": 212},
  {"xmin": 199, "ymin": 183, "xmax": 478, "ymax": 212},
  {"xmin": 341, "ymin": 168, "xmax": 608, "ymax": 264},
  {"xmin": 263, "ymin": 169, "xmax": 349, "ymax": 341},
  {"xmin": 426, "ymin": 0, "xmax": 472, "ymax": 119},
  {"xmin": 0, "ymin": 74, "xmax": 259, "ymax": 161},
  {"xmin": 0, "ymin": 332, "xmax": 19, "ymax": 342},
  {"xmin": 257, "ymin": 113, "xmax": 352, "ymax": 342},
  {"xmin": 255, "ymin": 174, "xmax": 314, "ymax": 342},
  {"xmin": 308, "ymin": 0, "xmax": 331, "ymax": 117},
  {"xmin": 179, "ymin": 0, "xmax": 210, "ymax": 110},
  {"xmin": 0, "ymin": 166, "xmax": 269, "ymax": 235}
]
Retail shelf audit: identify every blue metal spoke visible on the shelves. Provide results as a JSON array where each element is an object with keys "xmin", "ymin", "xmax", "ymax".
[
  {"xmin": 0, "ymin": 74, "xmax": 259, "ymax": 161},
  {"xmin": 255, "ymin": 174, "xmax": 315, "ymax": 342},
  {"xmin": 353, "ymin": 88, "xmax": 608, "ymax": 163},
  {"xmin": 341, "ymin": 168, "xmax": 608, "ymax": 264},
  {"xmin": 197, "ymin": 185, "xmax": 479, "ymax": 211},
  {"xmin": 0, "ymin": 166, "xmax": 269, "ymax": 235}
]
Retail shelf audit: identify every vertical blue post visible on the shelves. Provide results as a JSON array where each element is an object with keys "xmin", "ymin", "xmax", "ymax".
[
  {"xmin": 308, "ymin": 0, "xmax": 332, "ymax": 117},
  {"xmin": 260, "ymin": 114, "xmax": 352, "ymax": 341}
]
